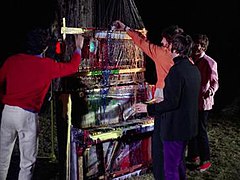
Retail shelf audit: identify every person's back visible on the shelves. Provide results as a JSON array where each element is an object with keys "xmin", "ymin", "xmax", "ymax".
[
  {"xmin": 152, "ymin": 34, "xmax": 201, "ymax": 141},
  {"xmin": 2, "ymin": 52, "xmax": 80, "ymax": 112},
  {"xmin": 160, "ymin": 55, "xmax": 200, "ymax": 140},
  {"xmin": 0, "ymin": 27, "xmax": 84, "ymax": 180},
  {"xmin": 135, "ymin": 33, "xmax": 201, "ymax": 179},
  {"xmin": 160, "ymin": 33, "xmax": 201, "ymax": 180}
]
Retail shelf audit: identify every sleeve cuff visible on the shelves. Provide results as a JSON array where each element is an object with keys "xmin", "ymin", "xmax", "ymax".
[
  {"xmin": 124, "ymin": 26, "xmax": 130, "ymax": 31},
  {"xmin": 74, "ymin": 48, "xmax": 81, "ymax": 55}
]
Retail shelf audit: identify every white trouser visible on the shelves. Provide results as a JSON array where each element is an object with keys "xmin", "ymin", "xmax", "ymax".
[{"xmin": 0, "ymin": 105, "xmax": 39, "ymax": 180}]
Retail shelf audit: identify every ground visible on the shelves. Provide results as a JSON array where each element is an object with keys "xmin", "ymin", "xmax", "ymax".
[
  {"xmin": 6, "ymin": 99, "xmax": 240, "ymax": 180},
  {"xmin": 133, "ymin": 104, "xmax": 240, "ymax": 180}
]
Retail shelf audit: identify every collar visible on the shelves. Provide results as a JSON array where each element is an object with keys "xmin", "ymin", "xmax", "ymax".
[
  {"xmin": 199, "ymin": 52, "xmax": 205, "ymax": 58},
  {"xmin": 35, "ymin": 54, "xmax": 43, "ymax": 58},
  {"xmin": 173, "ymin": 56, "xmax": 189, "ymax": 64}
]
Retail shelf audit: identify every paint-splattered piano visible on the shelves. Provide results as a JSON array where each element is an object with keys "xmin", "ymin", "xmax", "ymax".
[{"xmin": 53, "ymin": 30, "xmax": 155, "ymax": 179}]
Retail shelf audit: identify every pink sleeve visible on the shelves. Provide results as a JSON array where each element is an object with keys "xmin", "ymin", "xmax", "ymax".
[{"xmin": 209, "ymin": 60, "xmax": 219, "ymax": 95}]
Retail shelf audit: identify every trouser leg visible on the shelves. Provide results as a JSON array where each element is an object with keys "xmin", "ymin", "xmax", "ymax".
[
  {"xmin": 163, "ymin": 141, "xmax": 187, "ymax": 180},
  {"xmin": 55, "ymin": 93, "xmax": 69, "ymax": 180},
  {"xmin": 0, "ymin": 106, "xmax": 18, "ymax": 180},
  {"xmin": 18, "ymin": 111, "xmax": 39, "ymax": 180},
  {"xmin": 152, "ymin": 119, "xmax": 164, "ymax": 180},
  {"xmin": 187, "ymin": 137, "xmax": 198, "ymax": 159},
  {"xmin": 198, "ymin": 110, "xmax": 210, "ymax": 162},
  {"xmin": 152, "ymin": 88, "xmax": 164, "ymax": 180}
]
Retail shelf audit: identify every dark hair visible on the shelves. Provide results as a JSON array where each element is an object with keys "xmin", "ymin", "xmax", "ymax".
[
  {"xmin": 24, "ymin": 27, "xmax": 51, "ymax": 55},
  {"xmin": 171, "ymin": 33, "xmax": 193, "ymax": 57},
  {"xmin": 161, "ymin": 25, "xmax": 184, "ymax": 44},
  {"xmin": 192, "ymin": 34, "xmax": 209, "ymax": 51}
]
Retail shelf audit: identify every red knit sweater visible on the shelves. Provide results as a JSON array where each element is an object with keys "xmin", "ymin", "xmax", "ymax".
[{"xmin": 0, "ymin": 52, "xmax": 81, "ymax": 112}]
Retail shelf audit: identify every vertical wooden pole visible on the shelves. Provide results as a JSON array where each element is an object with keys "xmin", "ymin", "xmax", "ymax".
[{"xmin": 66, "ymin": 94, "xmax": 72, "ymax": 180}]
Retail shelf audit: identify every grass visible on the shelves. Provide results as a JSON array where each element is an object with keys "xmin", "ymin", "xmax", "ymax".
[{"xmin": 7, "ymin": 101, "xmax": 240, "ymax": 180}]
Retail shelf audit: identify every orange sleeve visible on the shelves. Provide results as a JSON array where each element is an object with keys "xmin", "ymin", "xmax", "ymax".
[{"xmin": 127, "ymin": 29, "xmax": 166, "ymax": 63}]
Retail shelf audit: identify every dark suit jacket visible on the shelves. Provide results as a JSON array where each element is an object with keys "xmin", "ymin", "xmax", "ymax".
[{"xmin": 147, "ymin": 56, "xmax": 201, "ymax": 141}]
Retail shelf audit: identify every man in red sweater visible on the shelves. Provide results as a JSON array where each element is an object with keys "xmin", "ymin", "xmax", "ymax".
[{"xmin": 0, "ymin": 27, "xmax": 84, "ymax": 180}]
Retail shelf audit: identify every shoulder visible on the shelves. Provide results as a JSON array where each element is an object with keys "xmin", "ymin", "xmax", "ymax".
[
  {"xmin": 3, "ymin": 53, "xmax": 23, "ymax": 63},
  {"xmin": 203, "ymin": 54, "xmax": 217, "ymax": 65}
]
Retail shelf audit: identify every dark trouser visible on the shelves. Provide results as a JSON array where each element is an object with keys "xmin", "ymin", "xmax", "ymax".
[
  {"xmin": 163, "ymin": 141, "xmax": 187, "ymax": 180},
  {"xmin": 55, "ymin": 95, "xmax": 68, "ymax": 180},
  {"xmin": 152, "ymin": 117, "xmax": 164, "ymax": 180},
  {"xmin": 187, "ymin": 110, "xmax": 210, "ymax": 163}
]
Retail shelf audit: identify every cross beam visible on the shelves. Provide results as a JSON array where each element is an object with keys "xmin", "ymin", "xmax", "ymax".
[{"xmin": 61, "ymin": 17, "xmax": 88, "ymax": 40}]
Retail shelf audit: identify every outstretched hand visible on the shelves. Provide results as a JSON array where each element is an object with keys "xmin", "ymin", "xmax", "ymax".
[
  {"xmin": 134, "ymin": 103, "xmax": 147, "ymax": 113},
  {"xmin": 74, "ymin": 34, "xmax": 84, "ymax": 49},
  {"xmin": 112, "ymin": 20, "xmax": 127, "ymax": 31}
]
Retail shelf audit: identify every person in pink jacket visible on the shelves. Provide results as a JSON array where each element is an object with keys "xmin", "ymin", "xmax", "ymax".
[
  {"xmin": 186, "ymin": 34, "xmax": 219, "ymax": 172},
  {"xmin": 113, "ymin": 20, "xmax": 184, "ymax": 180},
  {"xmin": 0, "ymin": 27, "xmax": 84, "ymax": 180}
]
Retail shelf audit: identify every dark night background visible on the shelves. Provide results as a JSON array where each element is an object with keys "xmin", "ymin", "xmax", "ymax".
[{"xmin": 1, "ymin": 0, "xmax": 240, "ymax": 112}]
